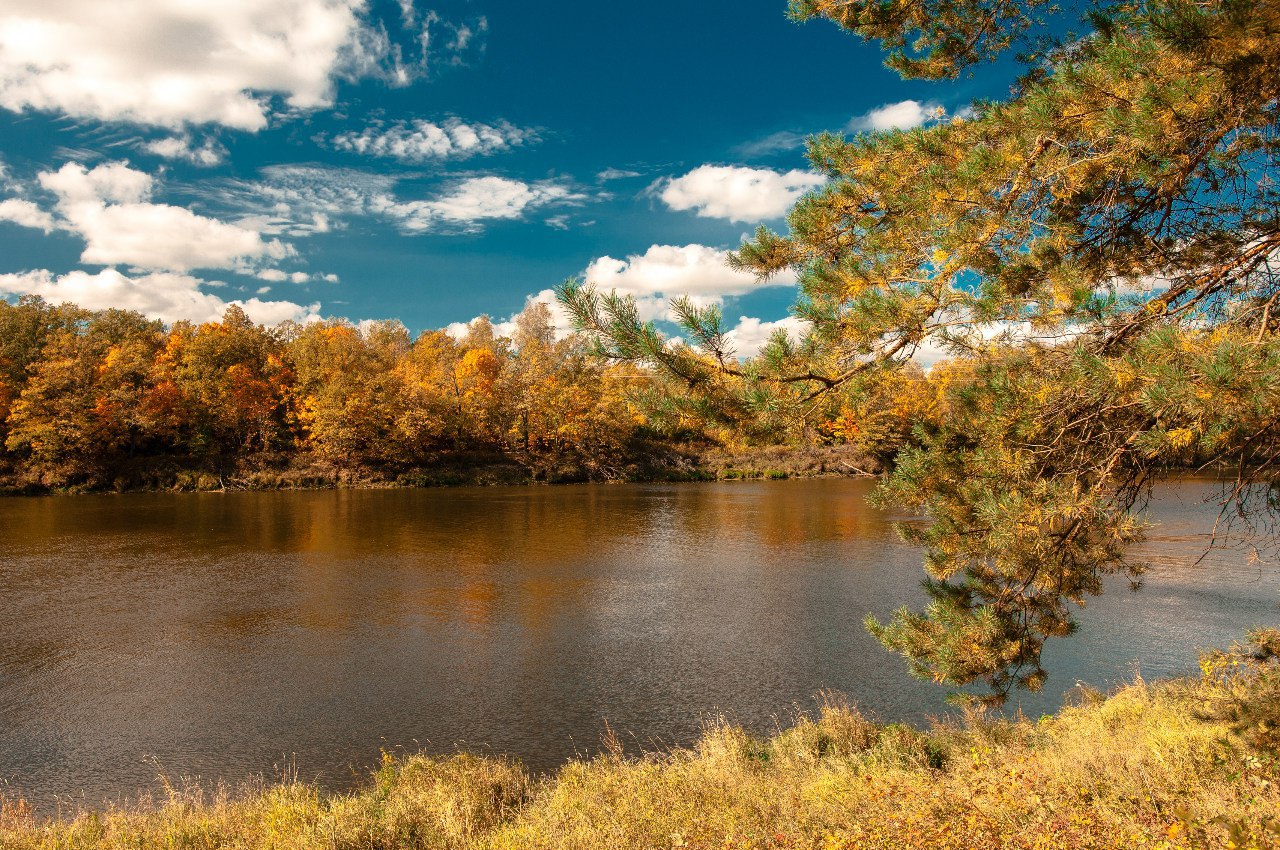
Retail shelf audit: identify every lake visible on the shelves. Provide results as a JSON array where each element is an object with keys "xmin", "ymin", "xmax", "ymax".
[{"xmin": 1, "ymin": 478, "xmax": 1276, "ymax": 810}]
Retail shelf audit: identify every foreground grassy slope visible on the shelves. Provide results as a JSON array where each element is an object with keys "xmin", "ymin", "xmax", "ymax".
[{"xmin": 4, "ymin": 639, "xmax": 1278, "ymax": 850}]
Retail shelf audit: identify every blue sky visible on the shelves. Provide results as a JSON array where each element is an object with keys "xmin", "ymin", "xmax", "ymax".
[{"xmin": 0, "ymin": 0, "xmax": 1008, "ymax": 352}]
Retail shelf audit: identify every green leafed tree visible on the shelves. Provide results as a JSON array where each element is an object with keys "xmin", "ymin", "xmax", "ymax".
[{"xmin": 560, "ymin": 0, "xmax": 1280, "ymax": 701}]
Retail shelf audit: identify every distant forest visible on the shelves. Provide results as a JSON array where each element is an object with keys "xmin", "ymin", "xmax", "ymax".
[
  {"xmin": 0, "ymin": 296, "xmax": 655, "ymax": 491},
  {"xmin": 0, "ymin": 296, "xmax": 916, "ymax": 493}
]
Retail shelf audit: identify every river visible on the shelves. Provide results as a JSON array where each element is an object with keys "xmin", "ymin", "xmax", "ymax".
[{"xmin": 0, "ymin": 477, "xmax": 1276, "ymax": 809}]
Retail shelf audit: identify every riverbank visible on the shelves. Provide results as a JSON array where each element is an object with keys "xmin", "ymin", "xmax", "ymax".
[
  {"xmin": 0, "ymin": 444, "xmax": 876, "ymax": 495},
  {"xmin": 4, "ymin": 635, "xmax": 1277, "ymax": 850}
]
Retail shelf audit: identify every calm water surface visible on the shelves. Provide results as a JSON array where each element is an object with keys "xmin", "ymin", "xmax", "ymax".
[{"xmin": 1, "ymin": 478, "xmax": 1276, "ymax": 809}]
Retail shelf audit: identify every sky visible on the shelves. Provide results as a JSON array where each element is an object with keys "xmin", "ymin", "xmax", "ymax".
[{"xmin": 0, "ymin": 0, "xmax": 1012, "ymax": 354}]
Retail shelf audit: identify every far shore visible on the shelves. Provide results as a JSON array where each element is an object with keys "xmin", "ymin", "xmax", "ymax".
[{"xmin": 0, "ymin": 444, "xmax": 881, "ymax": 497}]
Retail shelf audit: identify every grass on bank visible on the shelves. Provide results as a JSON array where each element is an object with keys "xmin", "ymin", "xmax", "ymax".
[{"xmin": 3, "ymin": 633, "xmax": 1278, "ymax": 850}]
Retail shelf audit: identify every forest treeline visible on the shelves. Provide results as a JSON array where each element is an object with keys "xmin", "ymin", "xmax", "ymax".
[
  {"xmin": 0, "ymin": 295, "xmax": 919, "ymax": 493},
  {"xmin": 0, "ymin": 293, "xmax": 975, "ymax": 493},
  {"xmin": 0, "ymin": 296, "xmax": 677, "ymax": 492}
]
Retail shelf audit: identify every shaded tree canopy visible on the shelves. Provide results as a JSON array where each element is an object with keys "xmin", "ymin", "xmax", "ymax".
[{"xmin": 560, "ymin": 0, "xmax": 1280, "ymax": 701}]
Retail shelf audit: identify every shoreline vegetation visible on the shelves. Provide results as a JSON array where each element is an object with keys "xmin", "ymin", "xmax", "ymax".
[
  {"xmin": 3, "ymin": 635, "xmax": 1277, "ymax": 849},
  {"xmin": 0, "ymin": 443, "xmax": 877, "ymax": 497}
]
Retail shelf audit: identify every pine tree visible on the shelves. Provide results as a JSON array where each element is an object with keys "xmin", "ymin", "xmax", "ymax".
[{"xmin": 560, "ymin": 0, "xmax": 1280, "ymax": 700}]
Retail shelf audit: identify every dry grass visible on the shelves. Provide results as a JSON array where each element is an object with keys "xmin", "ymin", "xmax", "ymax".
[{"xmin": 4, "ymin": 652, "xmax": 1278, "ymax": 850}]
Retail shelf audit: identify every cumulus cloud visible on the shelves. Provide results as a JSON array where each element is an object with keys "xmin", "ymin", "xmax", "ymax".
[
  {"xmin": 254, "ymin": 269, "xmax": 335, "ymax": 284},
  {"xmin": 328, "ymin": 117, "xmax": 533, "ymax": 163},
  {"xmin": 0, "ymin": 1, "xmax": 481, "ymax": 130},
  {"xmin": 0, "ymin": 268, "xmax": 319, "ymax": 326},
  {"xmin": 0, "ymin": 198, "xmax": 55, "ymax": 232},
  {"xmin": 39, "ymin": 161, "xmax": 151, "ymax": 205},
  {"xmin": 583, "ymin": 243, "xmax": 796, "ymax": 320},
  {"xmin": 35, "ymin": 162, "xmax": 290, "ymax": 273},
  {"xmin": 658, "ymin": 165, "xmax": 825, "ymax": 223},
  {"xmin": 0, "ymin": 1, "xmax": 373, "ymax": 129},
  {"xmin": 381, "ymin": 176, "xmax": 583, "ymax": 234},
  {"xmin": 141, "ymin": 136, "xmax": 227, "ymax": 167},
  {"xmin": 849, "ymin": 100, "xmax": 942, "ymax": 132},
  {"xmin": 724, "ymin": 315, "xmax": 810, "ymax": 358}
]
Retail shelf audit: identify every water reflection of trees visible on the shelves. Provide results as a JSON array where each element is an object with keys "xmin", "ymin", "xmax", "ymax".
[{"xmin": 0, "ymin": 482, "xmax": 904, "ymax": 643}]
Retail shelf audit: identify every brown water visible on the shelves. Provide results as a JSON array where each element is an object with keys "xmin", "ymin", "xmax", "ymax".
[{"xmin": 0, "ymin": 478, "xmax": 1276, "ymax": 810}]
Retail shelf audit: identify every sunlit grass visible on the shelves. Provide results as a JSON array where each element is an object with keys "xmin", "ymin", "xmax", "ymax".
[{"xmin": 4, "ymin": 642, "xmax": 1278, "ymax": 849}]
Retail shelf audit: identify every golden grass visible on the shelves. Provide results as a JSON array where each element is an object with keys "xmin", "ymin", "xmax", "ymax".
[{"xmin": 3, "ymin": 661, "xmax": 1278, "ymax": 850}]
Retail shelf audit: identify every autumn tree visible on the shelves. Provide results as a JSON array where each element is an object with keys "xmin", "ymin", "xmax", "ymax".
[
  {"xmin": 287, "ymin": 319, "xmax": 412, "ymax": 465},
  {"xmin": 561, "ymin": 0, "xmax": 1280, "ymax": 700},
  {"xmin": 149, "ymin": 306, "xmax": 293, "ymax": 465},
  {"xmin": 819, "ymin": 363, "xmax": 940, "ymax": 468},
  {"xmin": 5, "ymin": 307, "xmax": 164, "ymax": 486},
  {"xmin": 395, "ymin": 329, "xmax": 467, "ymax": 456},
  {"xmin": 500, "ymin": 301, "xmax": 646, "ymax": 478},
  {"xmin": 0, "ymin": 298, "xmax": 89, "ymax": 451},
  {"xmin": 450, "ymin": 316, "xmax": 509, "ymax": 448}
]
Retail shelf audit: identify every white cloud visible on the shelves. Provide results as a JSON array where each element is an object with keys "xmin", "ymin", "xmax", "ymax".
[
  {"xmin": 0, "ymin": 1, "xmax": 479, "ymax": 130},
  {"xmin": 208, "ymin": 166, "xmax": 579, "ymax": 236},
  {"xmin": 724, "ymin": 316, "xmax": 810, "ymax": 358},
  {"xmin": 238, "ymin": 296, "xmax": 321, "ymax": 326},
  {"xmin": 658, "ymin": 165, "xmax": 825, "ymax": 223},
  {"xmin": 328, "ymin": 117, "xmax": 534, "ymax": 162},
  {"xmin": 583, "ymin": 243, "xmax": 796, "ymax": 320},
  {"xmin": 0, "ymin": 1, "xmax": 381, "ymax": 129},
  {"xmin": 71, "ymin": 205, "xmax": 285, "ymax": 273},
  {"xmin": 733, "ymin": 130, "xmax": 808, "ymax": 159},
  {"xmin": 444, "ymin": 320, "xmax": 475, "ymax": 338},
  {"xmin": 397, "ymin": 0, "xmax": 417, "ymax": 28},
  {"xmin": 849, "ymin": 100, "xmax": 941, "ymax": 132},
  {"xmin": 382, "ymin": 176, "xmax": 582, "ymax": 234},
  {"xmin": 212, "ymin": 165, "xmax": 393, "ymax": 236},
  {"xmin": 344, "ymin": 8, "xmax": 486, "ymax": 87},
  {"xmin": 0, "ymin": 198, "xmax": 55, "ymax": 232},
  {"xmin": 422, "ymin": 12, "xmax": 487, "ymax": 65},
  {"xmin": 257, "ymin": 268, "xmax": 336, "ymax": 285},
  {"xmin": 597, "ymin": 168, "xmax": 642, "ymax": 182},
  {"xmin": 141, "ymin": 136, "xmax": 227, "ymax": 167},
  {"xmin": 39, "ymin": 161, "xmax": 151, "ymax": 205},
  {"xmin": 36, "ymin": 162, "xmax": 289, "ymax": 273},
  {"xmin": 911, "ymin": 334, "xmax": 960, "ymax": 370},
  {"xmin": 1105, "ymin": 273, "xmax": 1175, "ymax": 296},
  {"xmin": 0, "ymin": 268, "xmax": 319, "ymax": 325}
]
